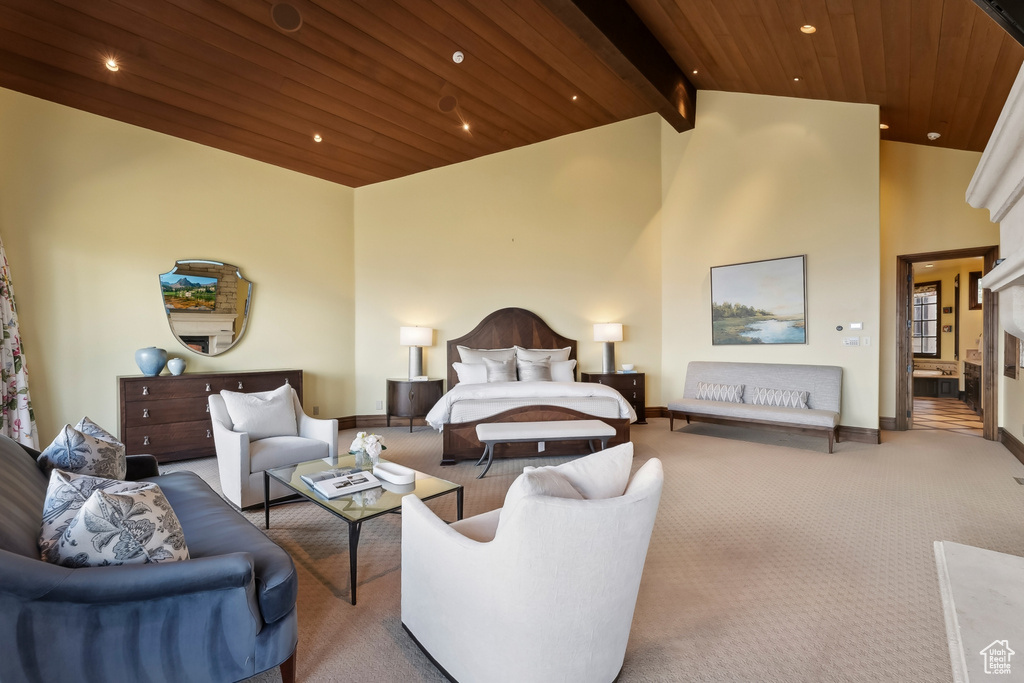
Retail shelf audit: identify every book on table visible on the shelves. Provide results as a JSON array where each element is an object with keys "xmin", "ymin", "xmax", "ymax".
[
  {"xmin": 300, "ymin": 466, "xmax": 360, "ymax": 489},
  {"xmin": 312, "ymin": 470, "xmax": 382, "ymax": 499}
]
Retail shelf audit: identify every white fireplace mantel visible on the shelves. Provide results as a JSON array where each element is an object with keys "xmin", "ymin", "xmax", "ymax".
[{"xmin": 968, "ymin": 63, "xmax": 1024, "ymax": 339}]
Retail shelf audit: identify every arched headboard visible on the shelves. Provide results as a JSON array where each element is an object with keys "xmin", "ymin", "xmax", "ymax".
[{"xmin": 446, "ymin": 308, "xmax": 578, "ymax": 389}]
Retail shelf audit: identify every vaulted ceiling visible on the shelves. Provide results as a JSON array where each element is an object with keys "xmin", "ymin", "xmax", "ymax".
[{"xmin": 0, "ymin": 0, "xmax": 1020, "ymax": 187}]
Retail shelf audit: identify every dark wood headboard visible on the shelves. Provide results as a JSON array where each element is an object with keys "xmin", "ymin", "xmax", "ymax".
[{"xmin": 446, "ymin": 308, "xmax": 578, "ymax": 389}]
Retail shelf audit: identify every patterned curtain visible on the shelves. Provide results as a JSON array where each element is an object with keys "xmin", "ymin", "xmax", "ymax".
[{"xmin": 0, "ymin": 238, "xmax": 36, "ymax": 448}]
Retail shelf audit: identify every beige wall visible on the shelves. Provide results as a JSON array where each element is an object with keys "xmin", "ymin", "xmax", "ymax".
[
  {"xmin": 0, "ymin": 88, "xmax": 356, "ymax": 441},
  {"xmin": 879, "ymin": 141, "xmax": 999, "ymax": 419},
  {"xmin": 660, "ymin": 91, "xmax": 881, "ymax": 428},
  {"xmin": 353, "ymin": 115, "xmax": 664, "ymax": 414}
]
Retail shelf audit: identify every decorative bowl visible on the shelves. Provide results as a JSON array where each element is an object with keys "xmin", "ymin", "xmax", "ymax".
[{"xmin": 621, "ymin": 364, "xmax": 634, "ymax": 371}]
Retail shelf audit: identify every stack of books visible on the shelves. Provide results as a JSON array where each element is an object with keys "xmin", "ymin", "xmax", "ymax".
[{"xmin": 301, "ymin": 467, "xmax": 381, "ymax": 499}]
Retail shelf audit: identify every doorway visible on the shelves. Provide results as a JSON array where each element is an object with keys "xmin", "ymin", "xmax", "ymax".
[{"xmin": 896, "ymin": 246, "xmax": 999, "ymax": 439}]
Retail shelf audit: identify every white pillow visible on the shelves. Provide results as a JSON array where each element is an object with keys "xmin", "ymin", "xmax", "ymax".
[
  {"xmin": 38, "ymin": 424, "xmax": 127, "ymax": 480},
  {"xmin": 515, "ymin": 346, "xmax": 571, "ymax": 362},
  {"xmin": 550, "ymin": 359, "xmax": 577, "ymax": 382},
  {"xmin": 457, "ymin": 345, "xmax": 515, "ymax": 365},
  {"xmin": 536, "ymin": 441, "xmax": 633, "ymax": 500},
  {"xmin": 52, "ymin": 485, "xmax": 189, "ymax": 567},
  {"xmin": 220, "ymin": 383, "xmax": 297, "ymax": 441},
  {"xmin": 453, "ymin": 362, "xmax": 487, "ymax": 385},
  {"xmin": 497, "ymin": 467, "xmax": 583, "ymax": 534}
]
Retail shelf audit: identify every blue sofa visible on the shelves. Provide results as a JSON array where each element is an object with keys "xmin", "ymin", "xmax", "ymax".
[{"xmin": 0, "ymin": 434, "xmax": 298, "ymax": 683}]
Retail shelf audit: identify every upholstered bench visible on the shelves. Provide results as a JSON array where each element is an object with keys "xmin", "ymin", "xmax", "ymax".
[
  {"xmin": 668, "ymin": 361, "xmax": 843, "ymax": 452},
  {"xmin": 474, "ymin": 420, "xmax": 616, "ymax": 478}
]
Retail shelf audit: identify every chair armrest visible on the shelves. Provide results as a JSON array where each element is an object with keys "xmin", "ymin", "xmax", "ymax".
[
  {"xmin": 0, "ymin": 551, "xmax": 255, "ymax": 604},
  {"xmin": 296, "ymin": 413, "xmax": 338, "ymax": 460},
  {"xmin": 210, "ymin": 417, "xmax": 250, "ymax": 470},
  {"xmin": 125, "ymin": 454, "xmax": 160, "ymax": 480}
]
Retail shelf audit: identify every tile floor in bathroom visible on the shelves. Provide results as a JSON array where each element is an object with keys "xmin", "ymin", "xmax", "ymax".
[{"xmin": 912, "ymin": 396, "xmax": 984, "ymax": 437}]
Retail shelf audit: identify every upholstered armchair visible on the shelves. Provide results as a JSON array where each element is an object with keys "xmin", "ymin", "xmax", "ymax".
[
  {"xmin": 209, "ymin": 386, "xmax": 338, "ymax": 508},
  {"xmin": 401, "ymin": 444, "xmax": 663, "ymax": 683}
]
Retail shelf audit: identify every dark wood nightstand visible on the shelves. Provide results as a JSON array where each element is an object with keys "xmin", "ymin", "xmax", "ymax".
[
  {"xmin": 386, "ymin": 378, "xmax": 444, "ymax": 432},
  {"xmin": 581, "ymin": 372, "xmax": 646, "ymax": 424}
]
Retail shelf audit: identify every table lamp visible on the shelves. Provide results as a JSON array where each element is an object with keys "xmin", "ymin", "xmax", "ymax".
[
  {"xmin": 400, "ymin": 326, "xmax": 433, "ymax": 379},
  {"xmin": 593, "ymin": 323, "xmax": 623, "ymax": 373}
]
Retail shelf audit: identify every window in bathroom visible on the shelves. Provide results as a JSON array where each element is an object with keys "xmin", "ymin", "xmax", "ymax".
[
  {"xmin": 969, "ymin": 271, "xmax": 983, "ymax": 310},
  {"xmin": 913, "ymin": 281, "xmax": 941, "ymax": 358}
]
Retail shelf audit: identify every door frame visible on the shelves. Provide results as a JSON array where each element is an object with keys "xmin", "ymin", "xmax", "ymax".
[{"xmin": 895, "ymin": 246, "xmax": 999, "ymax": 439}]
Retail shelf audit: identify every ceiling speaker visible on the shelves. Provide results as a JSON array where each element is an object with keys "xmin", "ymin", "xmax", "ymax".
[
  {"xmin": 271, "ymin": 3, "xmax": 302, "ymax": 32},
  {"xmin": 438, "ymin": 95, "xmax": 458, "ymax": 113}
]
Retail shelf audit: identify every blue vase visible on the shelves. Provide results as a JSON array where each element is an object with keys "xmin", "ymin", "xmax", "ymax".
[{"xmin": 135, "ymin": 347, "xmax": 168, "ymax": 376}]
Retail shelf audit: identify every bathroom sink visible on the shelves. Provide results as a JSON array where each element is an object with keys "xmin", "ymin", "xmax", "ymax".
[{"xmin": 913, "ymin": 370, "xmax": 944, "ymax": 377}]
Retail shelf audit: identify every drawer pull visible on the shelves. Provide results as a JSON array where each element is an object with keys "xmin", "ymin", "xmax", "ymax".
[
  {"xmin": 143, "ymin": 408, "xmax": 149, "ymax": 418},
  {"xmin": 206, "ymin": 429, "xmax": 212, "ymax": 438},
  {"xmin": 142, "ymin": 386, "xmax": 149, "ymax": 396},
  {"xmin": 632, "ymin": 392, "xmax": 637, "ymax": 399},
  {"xmin": 633, "ymin": 379, "xmax": 637, "ymax": 386},
  {"xmin": 408, "ymin": 390, "xmax": 415, "ymax": 401},
  {"xmin": 206, "ymin": 383, "xmax": 211, "ymax": 392},
  {"xmin": 143, "ymin": 436, "xmax": 150, "ymax": 446},
  {"xmin": 206, "ymin": 404, "xmax": 210, "ymax": 413},
  {"xmin": 238, "ymin": 381, "xmax": 244, "ymax": 390}
]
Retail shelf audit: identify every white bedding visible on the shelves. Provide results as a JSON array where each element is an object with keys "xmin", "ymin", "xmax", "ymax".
[{"xmin": 425, "ymin": 381, "xmax": 637, "ymax": 430}]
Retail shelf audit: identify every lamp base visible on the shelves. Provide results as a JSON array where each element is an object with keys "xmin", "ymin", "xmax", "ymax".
[
  {"xmin": 408, "ymin": 347, "xmax": 424, "ymax": 380},
  {"xmin": 602, "ymin": 342, "xmax": 615, "ymax": 374}
]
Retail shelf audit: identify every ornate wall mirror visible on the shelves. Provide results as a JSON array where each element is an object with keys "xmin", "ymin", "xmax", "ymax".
[{"xmin": 159, "ymin": 259, "xmax": 252, "ymax": 356}]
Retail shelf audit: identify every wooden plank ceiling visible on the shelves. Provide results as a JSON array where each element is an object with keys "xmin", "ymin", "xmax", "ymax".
[{"xmin": 0, "ymin": 0, "xmax": 1020, "ymax": 187}]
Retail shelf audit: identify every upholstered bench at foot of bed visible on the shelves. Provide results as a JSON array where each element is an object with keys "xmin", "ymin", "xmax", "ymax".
[{"xmin": 668, "ymin": 398, "xmax": 840, "ymax": 452}]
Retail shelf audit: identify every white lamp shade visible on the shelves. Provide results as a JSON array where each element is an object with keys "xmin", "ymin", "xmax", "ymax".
[
  {"xmin": 400, "ymin": 326, "xmax": 433, "ymax": 347},
  {"xmin": 593, "ymin": 323, "xmax": 623, "ymax": 342}
]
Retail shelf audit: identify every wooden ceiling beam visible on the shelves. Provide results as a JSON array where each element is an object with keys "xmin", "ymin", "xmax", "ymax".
[{"xmin": 538, "ymin": 0, "xmax": 695, "ymax": 131}]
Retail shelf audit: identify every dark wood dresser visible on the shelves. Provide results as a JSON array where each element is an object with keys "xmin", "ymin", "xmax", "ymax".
[
  {"xmin": 581, "ymin": 372, "xmax": 646, "ymax": 424},
  {"xmin": 119, "ymin": 369, "xmax": 303, "ymax": 462}
]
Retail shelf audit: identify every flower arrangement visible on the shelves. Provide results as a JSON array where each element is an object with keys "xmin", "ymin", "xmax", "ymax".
[{"xmin": 349, "ymin": 432, "xmax": 386, "ymax": 459}]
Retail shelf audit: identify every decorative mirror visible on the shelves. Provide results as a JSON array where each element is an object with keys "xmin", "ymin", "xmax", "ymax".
[{"xmin": 159, "ymin": 259, "xmax": 252, "ymax": 356}]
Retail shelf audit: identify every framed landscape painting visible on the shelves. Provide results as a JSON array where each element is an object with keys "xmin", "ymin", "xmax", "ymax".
[{"xmin": 711, "ymin": 255, "xmax": 807, "ymax": 345}]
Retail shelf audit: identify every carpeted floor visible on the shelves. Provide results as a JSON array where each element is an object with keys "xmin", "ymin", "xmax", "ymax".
[{"xmin": 163, "ymin": 419, "xmax": 1024, "ymax": 682}]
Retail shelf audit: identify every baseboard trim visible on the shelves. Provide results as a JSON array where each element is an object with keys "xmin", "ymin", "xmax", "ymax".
[
  {"xmin": 838, "ymin": 425, "xmax": 880, "ymax": 445},
  {"xmin": 644, "ymin": 406, "xmax": 668, "ymax": 418},
  {"xmin": 999, "ymin": 427, "xmax": 1024, "ymax": 467},
  {"xmin": 879, "ymin": 417, "xmax": 897, "ymax": 431},
  {"xmin": 340, "ymin": 415, "xmax": 434, "ymax": 430}
]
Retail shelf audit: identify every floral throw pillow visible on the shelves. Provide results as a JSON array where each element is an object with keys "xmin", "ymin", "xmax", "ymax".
[
  {"xmin": 38, "ymin": 470, "xmax": 148, "ymax": 563},
  {"xmin": 53, "ymin": 484, "xmax": 189, "ymax": 568},
  {"xmin": 37, "ymin": 423, "xmax": 127, "ymax": 479},
  {"xmin": 75, "ymin": 416, "xmax": 121, "ymax": 446}
]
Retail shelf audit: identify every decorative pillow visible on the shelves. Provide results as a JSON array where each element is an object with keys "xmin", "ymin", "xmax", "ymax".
[
  {"xmin": 75, "ymin": 416, "xmax": 120, "ymax": 445},
  {"xmin": 550, "ymin": 359, "xmax": 577, "ymax": 383},
  {"xmin": 517, "ymin": 357, "xmax": 552, "ymax": 382},
  {"xmin": 52, "ymin": 485, "xmax": 189, "ymax": 567},
  {"xmin": 497, "ymin": 467, "xmax": 584, "ymax": 533},
  {"xmin": 484, "ymin": 357, "xmax": 517, "ymax": 383},
  {"xmin": 453, "ymin": 362, "xmax": 487, "ymax": 385},
  {"xmin": 538, "ymin": 441, "xmax": 633, "ymax": 500},
  {"xmin": 695, "ymin": 382, "xmax": 744, "ymax": 403},
  {"xmin": 457, "ymin": 345, "xmax": 516, "ymax": 365},
  {"xmin": 38, "ymin": 424, "xmax": 127, "ymax": 479},
  {"xmin": 220, "ymin": 383, "xmax": 297, "ymax": 441},
  {"xmin": 38, "ymin": 469, "xmax": 148, "ymax": 563},
  {"xmin": 515, "ymin": 346, "xmax": 572, "ymax": 363},
  {"xmin": 749, "ymin": 386, "xmax": 809, "ymax": 409}
]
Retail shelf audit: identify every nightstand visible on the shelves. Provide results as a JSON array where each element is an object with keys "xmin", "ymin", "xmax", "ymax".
[
  {"xmin": 386, "ymin": 378, "xmax": 444, "ymax": 432},
  {"xmin": 581, "ymin": 372, "xmax": 646, "ymax": 424}
]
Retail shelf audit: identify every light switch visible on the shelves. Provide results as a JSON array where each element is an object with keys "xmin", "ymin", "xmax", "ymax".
[
  {"xmin": 862, "ymin": 336, "xmax": 871, "ymax": 346},
  {"xmin": 850, "ymin": 322, "xmax": 863, "ymax": 330}
]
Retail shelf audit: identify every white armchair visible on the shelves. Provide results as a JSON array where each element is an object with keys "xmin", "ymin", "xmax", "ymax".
[
  {"xmin": 208, "ymin": 387, "xmax": 338, "ymax": 508},
  {"xmin": 401, "ymin": 445, "xmax": 663, "ymax": 683}
]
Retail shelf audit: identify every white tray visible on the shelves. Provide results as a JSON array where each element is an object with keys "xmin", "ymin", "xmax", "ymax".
[{"xmin": 373, "ymin": 462, "xmax": 416, "ymax": 485}]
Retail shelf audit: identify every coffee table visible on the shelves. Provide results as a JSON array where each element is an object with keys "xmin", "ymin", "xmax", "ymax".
[{"xmin": 264, "ymin": 455, "xmax": 463, "ymax": 605}]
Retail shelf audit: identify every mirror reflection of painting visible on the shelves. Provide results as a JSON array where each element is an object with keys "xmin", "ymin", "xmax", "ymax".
[
  {"xmin": 161, "ymin": 274, "xmax": 218, "ymax": 311},
  {"xmin": 710, "ymin": 255, "xmax": 807, "ymax": 345},
  {"xmin": 159, "ymin": 260, "xmax": 253, "ymax": 356}
]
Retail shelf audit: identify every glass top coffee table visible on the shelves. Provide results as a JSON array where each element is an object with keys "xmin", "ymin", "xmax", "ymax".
[{"xmin": 264, "ymin": 454, "xmax": 463, "ymax": 605}]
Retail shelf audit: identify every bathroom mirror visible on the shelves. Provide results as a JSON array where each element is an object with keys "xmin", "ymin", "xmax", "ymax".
[{"xmin": 159, "ymin": 259, "xmax": 252, "ymax": 356}]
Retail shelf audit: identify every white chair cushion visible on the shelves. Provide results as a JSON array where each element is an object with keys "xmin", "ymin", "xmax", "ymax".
[
  {"xmin": 497, "ymin": 467, "xmax": 584, "ymax": 534},
  {"xmin": 538, "ymin": 441, "xmax": 634, "ymax": 500},
  {"xmin": 249, "ymin": 436, "xmax": 329, "ymax": 473},
  {"xmin": 220, "ymin": 384, "xmax": 297, "ymax": 441}
]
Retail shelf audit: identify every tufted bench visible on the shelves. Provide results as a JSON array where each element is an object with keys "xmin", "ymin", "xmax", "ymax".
[{"xmin": 668, "ymin": 361, "xmax": 843, "ymax": 453}]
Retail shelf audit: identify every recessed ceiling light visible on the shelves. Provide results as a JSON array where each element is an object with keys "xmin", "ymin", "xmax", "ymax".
[
  {"xmin": 793, "ymin": 77, "xmax": 800, "ymax": 81},
  {"xmin": 692, "ymin": 69, "xmax": 698, "ymax": 74},
  {"xmin": 462, "ymin": 123, "xmax": 470, "ymax": 131},
  {"xmin": 879, "ymin": 123, "xmax": 889, "ymax": 130},
  {"xmin": 313, "ymin": 134, "xmax": 322, "ymax": 142},
  {"xmin": 927, "ymin": 132, "xmax": 941, "ymax": 141},
  {"xmin": 105, "ymin": 58, "xmax": 119, "ymax": 72},
  {"xmin": 572, "ymin": 95, "xmax": 578, "ymax": 101},
  {"xmin": 925, "ymin": 263, "xmax": 934, "ymax": 268},
  {"xmin": 452, "ymin": 51, "xmax": 464, "ymax": 64},
  {"xmin": 800, "ymin": 25, "xmax": 816, "ymax": 34}
]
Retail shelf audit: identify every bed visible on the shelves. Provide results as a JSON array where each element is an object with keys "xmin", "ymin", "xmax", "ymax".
[{"xmin": 427, "ymin": 308, "xmax": 634, "ymax": 465}]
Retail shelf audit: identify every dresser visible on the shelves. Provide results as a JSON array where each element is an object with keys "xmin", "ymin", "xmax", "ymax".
[
  {"xmin": 580, "ymin": 372, "xmax": 646, "ymax": 424},
  {"xmin": 119, "ymin": 369, "xmax": 303, "ymax": 462},
  {"xmin": 387, "ymin": 378, "xmax": 444, "ymax": 432}
]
